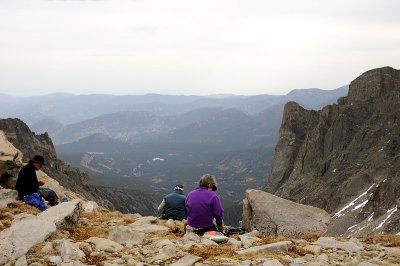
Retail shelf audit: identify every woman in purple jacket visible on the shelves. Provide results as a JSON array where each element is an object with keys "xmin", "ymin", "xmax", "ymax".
[{"xmin": 185, "ymin": 174, "xmax": 224, "ymax": 235}]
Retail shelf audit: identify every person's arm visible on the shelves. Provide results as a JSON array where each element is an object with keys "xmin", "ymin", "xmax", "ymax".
[
  {"xmin": 212, "ymin": 195, "xmax": 224, "ymax": 231},
  {"xmin": 157, "ymin": 199, "xmax": 165, "ymax": 213},
  {"xmin": 184, "ymin": 196, "xmax": 187, "ymax": 219},
  {"xmin": 215, "ymin": 218, "xmax": 224, "ymax": 232}
]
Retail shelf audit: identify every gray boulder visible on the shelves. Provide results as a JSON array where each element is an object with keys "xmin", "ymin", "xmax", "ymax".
[
  {"xmin": 313, "ymin": 237, "xmax": 364, "ymax": 253},
  {"xmin": 236, "ymin": 241, "xmax": 292, "ymax": 255},
  {"xmin": 39, "ymin": 199, "xmax": 82, "ymax": 229},
  {"xmin": 0, "ymin": 200, "xmax": 82, "ymax": 265},
  {"xmin": 60, "ymin": 239, "xmax": 85, "ymax": 262},
  {"xmin": 108, "ymin": 225, "xmax": 146, "ymax": 245},
  {"xmin": 85, "ymin": 237, "xmax": 123, "ymax": 253},
  {"xmin": 242, "ymin": 189, "xmax": 330, "ymax": 236},
  {"xmin": 0, "ymin": 189, "xmax": 18, "ymax": 207},
  {"xmin": 170, "ymin": 255, "xmax": 202, "ymax": 266}
]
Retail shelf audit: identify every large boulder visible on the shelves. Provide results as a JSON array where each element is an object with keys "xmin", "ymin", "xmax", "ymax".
[
  {"xmin": 39, "ymin": 199, "xmax": 83, "ymax": 229},
  {"xmin": 242, "ymin": 189, "xmax": 330, "ymax": 236},
  {"xmin": 0, "ymin": 200, "xmax": 82, "ymax": 265},
  {"xmin": 0, "ymin": 130, "xmax": 23, "ymax": 188}
]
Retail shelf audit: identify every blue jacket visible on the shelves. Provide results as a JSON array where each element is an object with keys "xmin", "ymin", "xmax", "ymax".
[{"xmin": 23, "ymin": 192, "xmax": 46, "ymax": 211}]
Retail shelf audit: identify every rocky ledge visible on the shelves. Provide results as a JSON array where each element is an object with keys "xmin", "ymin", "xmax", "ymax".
[{"xmin": 1, "ymin": 198, "xmax": 400, "ymax": 266}]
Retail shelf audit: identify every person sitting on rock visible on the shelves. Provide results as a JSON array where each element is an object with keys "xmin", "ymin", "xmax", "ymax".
[
  {"xmin": 185, "ymin": 174, "xmax": 224, "ymax": 235},
  {"xmin": 158, "ymin": 183, "xmax": 186, "ymax": 221},
  {"xmin": 15, "ymin": 155, "xmax": 46, "ymax": 211}
]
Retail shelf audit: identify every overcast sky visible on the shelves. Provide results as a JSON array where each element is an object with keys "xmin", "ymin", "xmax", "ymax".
[{"xmin": 0, "ymin": 0, "xmax": 399, "ymax": 96}]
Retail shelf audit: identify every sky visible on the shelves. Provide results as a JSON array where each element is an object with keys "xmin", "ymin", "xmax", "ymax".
[{"xmin": 0, "ymin": 0, "xmax": 400, "ymax": 97}]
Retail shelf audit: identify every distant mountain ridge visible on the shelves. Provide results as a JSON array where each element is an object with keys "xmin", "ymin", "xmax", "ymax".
[{"xmin": 1, "ymin": 87, "xmax": 348, "ymax": 125}]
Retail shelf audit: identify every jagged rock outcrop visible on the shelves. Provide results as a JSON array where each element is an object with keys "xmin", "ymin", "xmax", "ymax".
[
  {"xmin": 242, "ymin": 189, "xmax": 330, "ymax": 236},
  {"xmin": 266, "ymin": 66, "xmax": 400, "ymax": 236},
  {"xmin": 0, "ymin": 119, "xmax": 112, "ymax": 207}
]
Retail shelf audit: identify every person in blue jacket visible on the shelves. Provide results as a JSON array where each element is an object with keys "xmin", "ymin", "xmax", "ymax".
[
  {"xmin": 15, "ymin": 155, "xmax": 46, "ymax": 211},
  {"xmin": 158, "ymin": 184, "xmax": 186, "ymax": 220}
]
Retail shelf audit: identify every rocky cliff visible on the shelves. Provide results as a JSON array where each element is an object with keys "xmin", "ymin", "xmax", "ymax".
[
  {"xmin": 266, "ymin": 66, "xmax": 400, "ymax": 236},
  {"xmin": 0, "ymin": 118, "xmax": 112, "ymax": 207},
  {"xmin": 0, "ymin": 118, "xmax": 157, "ymax": 215}
]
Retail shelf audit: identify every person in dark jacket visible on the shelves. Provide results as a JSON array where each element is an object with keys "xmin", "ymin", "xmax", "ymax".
[
  {"xmin": 158, "ymin": 184, "xmax": 186, "ymax": 220},
  {"xmin": 15, "ymin": 155, "xmax": 46, "ymax": 211}
]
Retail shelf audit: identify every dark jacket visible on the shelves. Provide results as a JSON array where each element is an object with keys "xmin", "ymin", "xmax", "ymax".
[
  {"xmin": 15, "ymin": 161, "xmax": 39, "ymax": 198},
  {"xmin": 164, "ymin": 190, "xmax": 186, "ymax": 220}
]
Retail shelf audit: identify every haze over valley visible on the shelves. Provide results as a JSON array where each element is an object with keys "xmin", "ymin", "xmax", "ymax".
[{"xmin": 0, "ymin": 87, "xmax": 347, "ymax": 224}]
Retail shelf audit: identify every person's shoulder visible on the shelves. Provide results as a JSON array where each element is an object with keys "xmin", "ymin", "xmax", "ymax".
[
  {"xmin": 205, "ymin": 189, "xmax": 218, "ymax": 197},
  {"xmin": 186, "ymin": 189, "xmax": 197, "ymax": 196},
  {"xmin": 19, "ymin": 163, "xmax": 31, "ymax": 172},
  {"xmin": 165, "ymin": 192, "xmax": 174, "ymax": 198}
]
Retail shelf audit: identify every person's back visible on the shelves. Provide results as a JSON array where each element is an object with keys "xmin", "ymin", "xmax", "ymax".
[
  {"xmin": 15, "ymin": 161, "xmax": 39, "ymax": 199},
  {"xmin": 164, "ymin": 190, "xmax": 186, "ymax": 220},
  {"xmin": 186, "ymin": 187, "xmax": 223, "ymax": 228},
  {"xmin": 158, "ymin": 184, "xmax": 186, "ymax": 220},
  {"xmin": 185, "ymin": 174, "xmax": 224, "ymax": 234}
]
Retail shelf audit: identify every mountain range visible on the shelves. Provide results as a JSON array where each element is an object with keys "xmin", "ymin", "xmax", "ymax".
[
  {"xmin": 1, "ymin": 66, "xmax": 399, "ymax": 236},
  {"xmin": 1, "ymin": 87, "xmax": 348, "ymax": 126},
  {"xmin": 0, "ymin": 87, "xmax": 348, "ymax": 225}
]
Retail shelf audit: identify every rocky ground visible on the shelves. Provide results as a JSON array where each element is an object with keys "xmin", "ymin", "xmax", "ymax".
[{"xmin": 1, "ymin": 199, "xmax": 400, "ymax": 266}]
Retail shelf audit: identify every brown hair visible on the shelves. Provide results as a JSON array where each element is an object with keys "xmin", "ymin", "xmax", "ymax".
[{"xmin": 199, "ymin": 174, "xmax": 218, "ymax": 189}]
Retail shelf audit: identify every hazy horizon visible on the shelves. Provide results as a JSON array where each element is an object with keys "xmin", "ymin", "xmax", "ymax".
[
  {"xmin": 0, "ymin": 85, "xmax": 349, "ymax": 98},
  {"xmin": 0, "ymin": 0, "xmax": 399, "ymax": 97}
]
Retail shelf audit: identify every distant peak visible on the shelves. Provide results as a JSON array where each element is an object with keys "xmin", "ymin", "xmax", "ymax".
[{"xmin": 348, "ymin": 66, "xmax": 400, "ymax": 102}]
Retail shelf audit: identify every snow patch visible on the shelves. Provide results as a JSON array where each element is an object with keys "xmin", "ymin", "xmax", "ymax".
[
  {"xmin": 347, "ymin": 224, "xmax": 358, "ymax": 231},
  {"xmin": 376, "ymin": 206, "xmax": 398, "ymax": 229},
  {"xmin": 352, "ymin": 200, "xmax": 368, "ymax": 211},
  {"xmin": 368, "ymin": 213, "xmax": 374, "ymax": 222},
  {"xmin": 332, "ymin": 184, "xmax": 375, "ymax": 219},
  {"xmin": 356, "ymin": 225, "xmax": 367, "ymax": 233}
]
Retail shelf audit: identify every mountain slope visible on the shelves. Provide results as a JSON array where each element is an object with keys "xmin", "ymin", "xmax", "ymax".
[
  {"xmin": 266, "ymin": 66, "xmax": 400, "ymax": 236},
  {"xmin": 0, "ymin": 118, "xmax": 158, "ymax": 215}
]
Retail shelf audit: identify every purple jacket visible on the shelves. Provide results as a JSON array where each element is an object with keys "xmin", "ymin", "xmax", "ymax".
[{"xmin": 185, "ymin": 187, "xmax": 224, "ymax": 228}]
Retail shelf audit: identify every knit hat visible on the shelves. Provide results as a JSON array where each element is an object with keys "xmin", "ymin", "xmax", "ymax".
[
  {"xmin": 32, "ymin": 155, "xmax": 45, "ymax": 165},
  {"xmin": 174, "ymin": 184, "xmax": 184, "ymax": 191}
]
